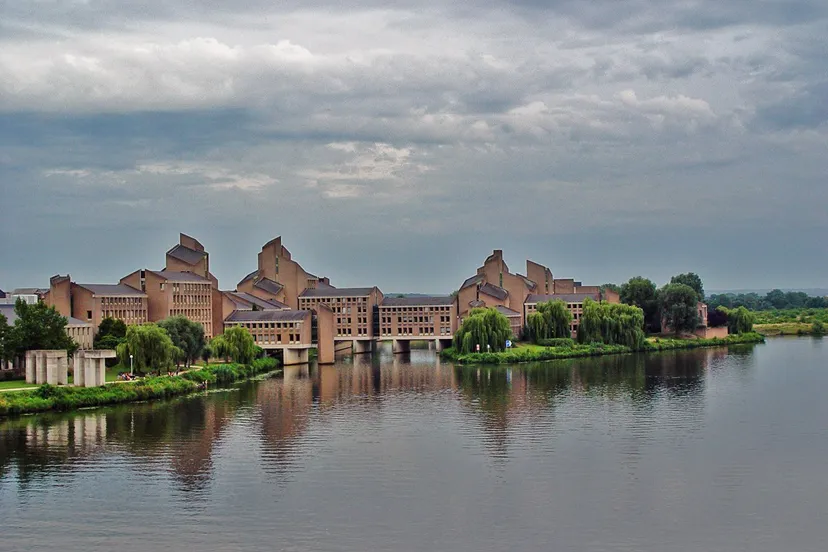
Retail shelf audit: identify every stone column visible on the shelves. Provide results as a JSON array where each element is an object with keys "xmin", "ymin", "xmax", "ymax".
[
  {"xmin": 25, "ymin": 350, "xmax": 36, "ymax": 383},
  {"xmin": 35, "ymin": 351, "xmax": 48, "ymax": 384},
  {"xmin": 46, "ymin": 352, "xmax": 59, "ymax": 385},
  {"xmin": 57, "ymin": 352, "xmax": 68, "ymax": 385},
  {"xmin": 392, "ymin": 339, "xmax": 411, "ymax": 354},
  {"xmin": 84, "ymin": 357, "xmax": 99, "ymax": 387},
  {"xmin": 74, "ymin": 351, "xmax": 86, "ymax": 387}
]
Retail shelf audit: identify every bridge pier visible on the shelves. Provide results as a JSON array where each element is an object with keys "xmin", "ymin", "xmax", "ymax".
[
  {"xmin": 353, "ymin": 340, "xmax": 373, "ymax": 355},
  {"xmin": 392, "ymin": 339, "xmax": 411, "ymax": 354},
  {"xmin": 435, "ymin": 339, "xmax": 452, "ymax": 352},
  {"xmin": 283, "ymin": 348, "xmax": 310, "ymax": 366}
]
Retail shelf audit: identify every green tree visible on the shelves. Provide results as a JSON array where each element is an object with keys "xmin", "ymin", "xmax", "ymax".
[
  {"xmin": 601, "ymin": 283, "xmax": 621, "ymax": 294},
  {"xmin": 201, "ymin": 343, "xmax": 213, "ymax": 365},
  {"xmin": 8, "ymin": 298, "xmax": 77, "ymax": 356},
  {"xmin": 157, "ymin": 316, "xmax": 206, "ymax": 368},
  {"xmin": 94, "ymin": 317, "xmax": 127, "ymax": 349},
  {"xmin": 620, "ymin": 276, "xmax": 659, "ymax": 331},
  {"xmin": 659, "ymin": 283, "xmax": 700, "ymax": 335},
  {"xmin": 670, "ymin": 273, "xmax": 705, "ymax": 300},
  {"xmin": 726, "ymin": 306, "xmax": 754, "ymax": 334},
  {"xmin": 812, "ymin": 319, "xmax": 825, "ymax": 336},
  {"xmin": 529, "ymin": 300, "xmax": 572, "ymax": 342},
  {"xmin": 453, "ymin": 308, "xmax": 513, "ymax": 353},
  {"xmin": 576, "ymin": 299, "xmax": 646, "ymax": 348},
  {"xmin": 218, "ymin": 326, "xmax": 256, "ymax": 364},
  {"xmin": 116, "ymin": 323, "xmax": 177, "ymax": 373},
  {"xmin": 0, "ymin": 313, "xmax": 9, "ymax": 364}
]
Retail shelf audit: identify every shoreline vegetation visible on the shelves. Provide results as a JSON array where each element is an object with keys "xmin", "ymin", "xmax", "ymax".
[
  {"xmin": 440, "ymin": 333, "xmax": 766, "ymax": 365},
  {"xmin": 0, "ymin": 358, "xmax": 279, "ymax": 417}
]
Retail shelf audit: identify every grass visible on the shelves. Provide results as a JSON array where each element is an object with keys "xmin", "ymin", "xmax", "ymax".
[
  {"xmin": 0, "ymin": 380, "xmax": 37, "ymax": 391},
  {"xmin": 440, "ymin": 333, "xmax": 766, "ymax": 365},
  {"xmin": 754, "ymin": 323, "xmax": 816, "ymax": 336},
  {"xmin": 0, "ymin": 357, "xmax": 280, "ymax": 417}
]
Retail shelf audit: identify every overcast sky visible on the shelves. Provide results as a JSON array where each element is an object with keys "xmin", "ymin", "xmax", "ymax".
[{"xmin": 1, "ymin": 1, "xmax": 826, "ymax": 294}]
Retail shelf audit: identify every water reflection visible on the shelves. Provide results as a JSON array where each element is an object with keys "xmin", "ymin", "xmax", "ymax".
[{"xmin": 1, "ymin": 345, "xmax": 754, "ymax": 491}]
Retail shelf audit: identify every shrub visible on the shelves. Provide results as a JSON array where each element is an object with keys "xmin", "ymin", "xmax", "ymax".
[{"xmin": 536, "ymin": 338, "xmax": 575, "ymax": 348}]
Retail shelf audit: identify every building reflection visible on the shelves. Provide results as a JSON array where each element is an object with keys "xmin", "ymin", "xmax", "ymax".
[{"xmin": 0, "ymin": 344, "xmax": 758, "ymax": 488}]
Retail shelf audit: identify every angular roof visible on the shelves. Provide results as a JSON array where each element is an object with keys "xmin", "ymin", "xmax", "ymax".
[
  {"xmin": 13, "ymin": 288, "xmax": 44, "ymax": 295},
  {"xmin": 254, "ymin": 278, "xmax": 284, "ymax": 296},
  {"xmin": 459, "ymin": 274, "xmax": 484, "ymax": 290},
  {"xmin": 67, "ymin": 316, "xmax": 92, "ymax": 326},
  {"xmin": 300, "ymin": 287, "xmax": 374, "ymax": 298},
  {"xmin": 228, "ymin": 291, "xmax": 289, "ymax": 310},
  {"xmin": 166, "ymin": 244, "xmax": 206, "ymax": 266},
  {"xmin": 225, "ymin": 309, "xmax": 310, "ymax": 322},
  {"xmin": 525, "ymin": 292, "xmax": 600, "ymax": 304},
  {"xmin": 468, "ymin": 299, "xmax": 486, "ymax": 308},
  {"xmin": 517, "ymin": 274, "xmax": 537, "ymax": 291},
  {"xmin": 75, "ymin": 284, "xmax": 147, "ymax": 297},
  {"xmin": 238, "ymin": 270, "xmax": 258, "ymax": 285},
  {"xmin": 495, "ymin": 305, "xmax": 521, "ymax": 317},
  {"xmin": 0, "ymin": 288, "xmax": 5, "ymax": 298},
  {"xmin": 381, "ymin": 296, "xmax": 455, "ymax": 307},
  {"xmin": 479, "ymin": 282, "xmax": 508, "ymax": 301},
  {"xmin": 149, "ymin": 270, "xmax": 209, "ymax": 282}
]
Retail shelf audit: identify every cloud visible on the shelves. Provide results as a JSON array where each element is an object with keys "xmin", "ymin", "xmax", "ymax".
[{"xmin": 1, "ymin": 0, "xmax": 827, "ymax": 291}]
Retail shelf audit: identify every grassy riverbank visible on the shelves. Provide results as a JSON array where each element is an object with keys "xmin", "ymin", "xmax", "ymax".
[
  {"xmin": 440, "ymin": 333, "xmax": 765, "ymax": 365},
  {"xmin": 0, "ymin": 358, "xmax": 279, "ymax": 417},
  {"xmin": 754, "ymin": 323, "xmax": 820, "ymax": 336}
]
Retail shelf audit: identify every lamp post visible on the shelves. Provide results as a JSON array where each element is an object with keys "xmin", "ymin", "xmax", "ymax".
[{"xmin": 130, "ymin": 354, "xmax": 134, "ymax": 376}]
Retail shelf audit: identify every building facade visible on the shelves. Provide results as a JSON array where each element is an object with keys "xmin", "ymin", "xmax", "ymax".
[
  {"xmin": 378, "ymin": 296, "xmax": 457, "ymax": 339},
  {"xmin": 299, "ymin": 287, "xmax": 383, "ymax": 342}
]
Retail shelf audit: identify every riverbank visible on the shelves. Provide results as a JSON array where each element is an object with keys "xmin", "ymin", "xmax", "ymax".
[
  {"xmin": 440, "ymin": 333, "xmax": 765, "ymax": 364},
  {"xmin": 755, "ymin": 323, "xmax": 823, "ymax": 336},
  {"xmin": 0, "ymin": 358, "xmax": 279, "ymax": 417}
]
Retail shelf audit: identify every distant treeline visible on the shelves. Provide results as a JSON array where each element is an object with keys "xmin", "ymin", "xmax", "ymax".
[{"xmin": 708, "ymin": 289, "xmax": 828, "ymax": 311}]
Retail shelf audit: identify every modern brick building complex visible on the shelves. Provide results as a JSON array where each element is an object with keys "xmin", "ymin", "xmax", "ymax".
[
  {"xmin": 46, "ymin": 276, "xmax": 149, "ymax": 328},
  {"xmin": 299, "ymin": 287, "xmax": 383, "ymax": 352}
]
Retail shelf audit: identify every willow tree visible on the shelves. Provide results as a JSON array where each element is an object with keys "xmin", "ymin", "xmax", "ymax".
[
  {"xmin": 526, "ymin": 300, "xmax": 572, "ymax": 343},
  {"xmin": 453, "ymin": 308, "xmax": 513, "ymax": 354},
  {"xmin": 213, "ymin": 326, "xmax": 256, "ymax": 364},
  {"xmin": 577, "ymin": 299, "xmax": 646, "ymax": 348},
  {"xmin": 726, "ymin": 306, "xmax": 754, "ymax": 335},
  {"xmin": 117, "ymin": 323, "xmax": 178, "ymax": 373}
]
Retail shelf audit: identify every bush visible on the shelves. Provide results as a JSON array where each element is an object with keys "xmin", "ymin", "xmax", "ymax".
[
  {"xmin": 0, "ymin": 356, "xmax": 280, "ymax": 417},
  {"xmin": 536, "ymin": 337, "xmax": 575, "ymax": 348},
  {"xmin": 813, "ymin": 320, "xmax": 826, "ymax": 336}
]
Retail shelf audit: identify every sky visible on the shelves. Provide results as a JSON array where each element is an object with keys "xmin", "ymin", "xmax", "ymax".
[{"xmin": 1, "ymin": 0, "xmax": 826, "ymax": 294}]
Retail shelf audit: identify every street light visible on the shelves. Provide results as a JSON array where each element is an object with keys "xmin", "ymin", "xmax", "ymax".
[{"xmin": 129, "ymin": 354, "xmax": 134, "ymax": 376}]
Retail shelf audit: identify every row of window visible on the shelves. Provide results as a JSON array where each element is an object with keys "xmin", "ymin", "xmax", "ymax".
[
  {"xmin": 379, "ymin": 306, "xmax": 451, "ymax": 313},
  {"xmin": 336, "ymin": 328, "xmax": 370, "ymax": 337},
  {"xmin": 252, "ymin": 334, "xmax": 302, "ymax": 345},
  {"xmin": 101, "ymin": 297, "xmax": 144, "ymax": 305},
  {"xmin": 172, "ymin": 294, "xmax": 210, "ymax": 304},
  {"xmin": 300, "ymin": 296, "xmax": 370, "ymax": 305},
  {"xmin": 98, "ymin": 310, "xmax": 147, "ymax": 321},
  {"xmin": 381, "ymin": 327, "xmax": 452, "ymax": 336}
]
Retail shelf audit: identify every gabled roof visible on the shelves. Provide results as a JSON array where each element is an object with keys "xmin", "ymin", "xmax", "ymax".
[
  {"xmin": 148, "ymin": 270, "xmax": 209, "ymax": 282},
  {"xmin": 381, "ymin": 296, "xmax": 455, "ymax": 307},
  {"xmin": 300, "ymin": 287, "xmax": 375, "ymax": 298},
  {"xmin": 75, "ymin": 284, "xmax": 147, "ymax": 297},
  {"xmin": 495, "ymin": 305, "xmax": 521, "ymax": 317},
  {"xmin": 225, "ymin": 309, "xmax": 310, "ymax": 322},
  {"xmin": 468, "ymin": 299, "xmax": 486, "ymax": 308},
  {"xmin": 525, "ymin": 292, "xmax": 600, "ymax": 304},
  {"xmin": 13, "ymin": 288, "xmax": 45, "ymax": 295},
  {"xmin": 460, "ymin": 274, "xmax": 484, "ymax": 290},
  {"xmin": 166, "ymin": 244, "xmax": 206, "ymax": 266},
  {"xmin": 254, "ymin": 278, "xmax": 284, "ymax": 296},
  {"xmin": 479, "ymin": 282, "xmax": 508, "ymax": 301}
]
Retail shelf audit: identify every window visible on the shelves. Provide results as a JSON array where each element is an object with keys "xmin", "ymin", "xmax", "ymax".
[
  {"xmin": 274, "ymin": 257, "xmax": 279, "ymax": 274},
  {"xmin": 160, "ymin": 283, "xmax": 165, "ymax": 291},
  {"xmin": 86, "ymin": 310, "xmax": 92, "ymax": 321}
]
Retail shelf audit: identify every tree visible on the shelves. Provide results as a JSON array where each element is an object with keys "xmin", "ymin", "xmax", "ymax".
[
  {"xmin": 765, "ymin": 289, "xmax": 787, "ymax": 310},
  {"xmin": 201, "ymin": 344, "xmax": 213, "ymax": 365},
  {"xmin": 453, "ymin": 308, "xmax": 513, "ymax": 353},
  {"xmin": 525, "ymin": 300, "xmax": 572, "ymax": 343},
  {"xmin": 8, "ymin": 298, "xmax": 77, "ymax": 356},
  {"xmin": 157, "ymin": 316, "xmax": 206, "ymax": 368},
  {"xmin": 217, "ymin": 326, "xmax": 256, "ymax": 364},
  {"xmin": 0, "ymin": 313, "xmax": 9, "ymax": 364},
  {"xmin": 727, "ymin": 306, "xmax": 754, "ymax": 334},
  {"xmin": 659, "ymin": 283, "xmax": 700, "ymax": 335},
  {"xmin": 670, "ymin": 273, "xmax": 704, "ymax": 301},
  {"xmin": 708, "ymin": 306, "xmax": 729, "ymax": 328},
  {"xmin": 620, "ymin": 276, "xmax": 659, "ymax": 332},
  {"xmin": 576, "ymin": 299, "xmax": 646, "ymax": 348},
  {"xmin": 117, "ymin": 323, "xmax": 177, "ymax": 373},
  {"xmin": 601, "ymin": 283, "xmax": 621, "ymax": 294},
  {"xmin": 812, "ymin": 319, "xmax": 825, "ymax": 336}
]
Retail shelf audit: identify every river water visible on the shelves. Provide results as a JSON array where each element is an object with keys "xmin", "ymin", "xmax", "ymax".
[{"xmin": 1, "ymin": 337, "xmax": 826, "ymax": 551}]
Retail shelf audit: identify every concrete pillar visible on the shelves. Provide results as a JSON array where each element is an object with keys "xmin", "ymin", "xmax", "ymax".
[
  {"xmin": 84, "ymin": 357, "xmax": 99, "ymax": 387},
  {"xmin": 25, "ymin": 350, "xmax": 36, "ymax": 383},
  {"xmin": 74, "ymin": 351, "xmax": 86, "ymax": 387},
  {"xmin": 435, "ymin": 339, "xmax": 449, "ymax": 352},
  {"xmin": 353, "ymin": 340, "xmax": 372, "ymax": 355},
  {"xmin": 283, "ymin": 348, "xmax": 310, "ymax": 366},
  {"xmin": 35, "ymin": 351, "xmax": 48, "ymax": 384},
  {"xmin": 392, "ymin": 339, "xmax": 411, "ymax": 354},
  {"xmin": 79, "ymin": 350, "xmax": 116, "ymax": 387},
  {"xmin": 44, "ymin": 351, "xmax": 68, "ymax": 385}
]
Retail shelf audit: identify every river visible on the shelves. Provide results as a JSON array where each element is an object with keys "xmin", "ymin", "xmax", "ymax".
[{"xmin": 1, "ymin": 337, "xmax": 826, "ymax": 551}]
